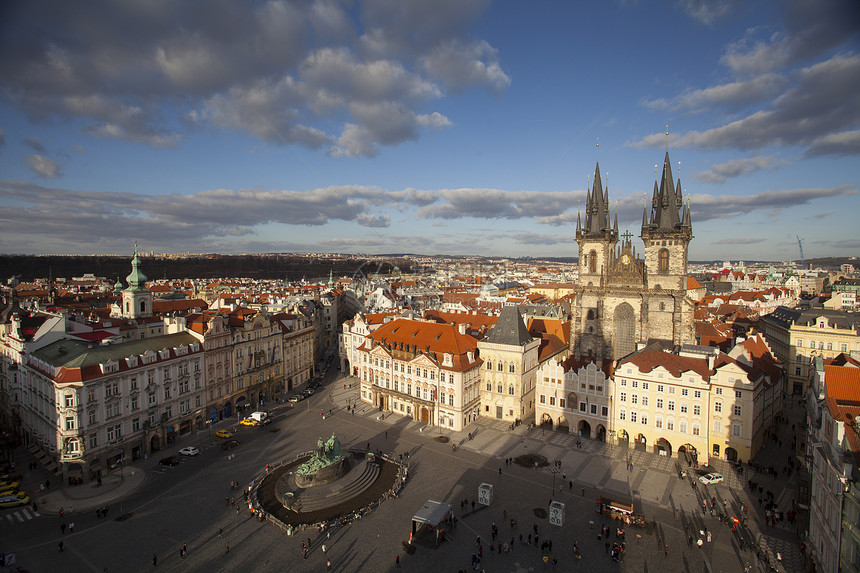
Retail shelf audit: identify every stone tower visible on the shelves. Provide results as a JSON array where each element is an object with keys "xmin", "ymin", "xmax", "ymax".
[
  {"xmin": 571, "ymin": 148, "xmax": 694, "ymax": 361},
  {"xmin": 121, "ymin": 244, "xmax": 153, "ymax": 319}
]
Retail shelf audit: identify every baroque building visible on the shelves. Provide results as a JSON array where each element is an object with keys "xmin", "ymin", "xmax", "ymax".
[{"xmin": 572, "ymin": 150, "xmax": 695, "ymax": 361}]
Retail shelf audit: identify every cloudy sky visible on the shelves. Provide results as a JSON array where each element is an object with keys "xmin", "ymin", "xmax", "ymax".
[{"xmin": 0, "ymin": 0, "xmax": 858, "ymax": 261}]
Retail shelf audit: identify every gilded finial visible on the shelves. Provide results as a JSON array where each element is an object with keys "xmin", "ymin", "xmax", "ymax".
[{"xmin": 666, "ymin": 125, "xmax": 669, "ymax": 152}]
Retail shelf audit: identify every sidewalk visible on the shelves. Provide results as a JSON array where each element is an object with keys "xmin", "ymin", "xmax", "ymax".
[{"xmin": 13, "ymin": 416, "xmax": 240, "ymax": 517}]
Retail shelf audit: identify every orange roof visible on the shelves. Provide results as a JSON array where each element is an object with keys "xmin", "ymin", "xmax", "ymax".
[
  {"xmin": 363, "ymin": 318, "xmax": 479, "ymax": 371},
  {"xmin": 825, "ymin": 366, "xmax": 860, "ymax": 403},
  {"xmin": 687, "ymin": 277, "xmax": 703, "ymax": 289}
]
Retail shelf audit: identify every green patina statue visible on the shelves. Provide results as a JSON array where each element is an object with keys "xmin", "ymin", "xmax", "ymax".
[{"xmin": 296, "ymin": 434, "xmax": 346, "ymax": 477}]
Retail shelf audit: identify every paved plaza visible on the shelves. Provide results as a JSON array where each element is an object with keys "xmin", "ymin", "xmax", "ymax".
[{"xmin": 1, "ymin": 372, "xmax": 807, "ymax": 572}]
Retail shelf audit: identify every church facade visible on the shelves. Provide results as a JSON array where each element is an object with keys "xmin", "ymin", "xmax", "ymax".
[{"xmin": 571, "ymin": 151, "xmax": 695, "ymax": 361}]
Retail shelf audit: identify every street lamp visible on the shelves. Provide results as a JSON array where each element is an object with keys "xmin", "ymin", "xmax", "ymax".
[{"xmin": 550, "ymin": 465, "xmax": 560, "ymax": 492}]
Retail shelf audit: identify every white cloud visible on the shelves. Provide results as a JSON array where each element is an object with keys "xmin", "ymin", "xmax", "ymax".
[
  {"xmin": 696, "ymin": 155, "xmax": 788, "ymax": 183},
  {"xmin": 25, "ymin": 155, "xmax": 61, "ymax": 178},
  {"xmin": 421, "ymin": 39, "xmax": 511, "ymax": 94}
]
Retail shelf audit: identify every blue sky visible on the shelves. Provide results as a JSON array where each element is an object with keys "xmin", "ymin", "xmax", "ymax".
[{"xmin": 0, "ymin": 0, "xmax": 858, "ymax": 261}]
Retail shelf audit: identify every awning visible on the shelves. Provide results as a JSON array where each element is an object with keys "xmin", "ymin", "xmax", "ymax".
[
  {"xmin": 67, "ymin": 467, "xmax": 82, "ymax": 478},
  {"xmin": 45, "ymin": 461, "xmax": 58, "ymax": 473},
  {"xmin": 412, "ymin": 500, "xmax": 453, "ymax": 527},
  {"xmin": 27, "ymin": 444, "xmax": 39, "ymax": 454}
]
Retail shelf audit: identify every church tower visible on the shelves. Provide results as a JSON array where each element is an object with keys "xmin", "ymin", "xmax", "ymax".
[
  {"xmin": 121, "ymin": 244, "xmax": 153, "ymax": 319},
  {"xmin": 640, "ymin": 150, "xmax": 693, "ymax": 291},
  {"xmin": 572, "ymin": 140, "xmax": 695, "ymax": 362},
  {"xmin": 575, "ymin": 157, "xmax": 618, "ymax": 286},
  {"xmin": 573, "ymin": 155, "xmax": 619, "ymax": 360}
]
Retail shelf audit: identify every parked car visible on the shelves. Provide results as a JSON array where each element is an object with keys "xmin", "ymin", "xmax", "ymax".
[
  {"xmin": 288, "ymin": 394, "xmax": 304, "ymax": 403},
  {"xmin": 0, "ymin": 480, "xmax": 20, "ymax": 493},
  {"xmin": 215, "ymin": 430, "xmax": 233, "ymax": 439},
  {"xmin": 0, "ymin": 492, "xmax": 29, "ymax": 507},
  {"xmin": 698, "ymin": 473, "xmax": 724, "ymax": 485},
  {"xmin": 303, "ymin": 388, "xmax": 315, "ymax": 396},
  {"xmin": 221, "ymin": 439, "xmax": 240, "ymax": 450},
  {"xmin": 159, "ymin": 456, "xmax": 180, "ymax": 466},
  {"xmin": 178, "ymin": 446, "xmax": 200, "ymax": 457}
]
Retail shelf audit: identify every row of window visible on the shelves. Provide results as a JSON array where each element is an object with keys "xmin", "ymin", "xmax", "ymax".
[
  {"xmin": 796, "ymin": 340, "xmax": 849, "ymax": 352},
  {"xmin": 618, "ymin": 410, "xmax": 743, "ymax": 436},
  {"xmin": 618, "ymin": 395, "xmax": 742, "ymax": 416},
  {"xmin": 486, "ymin": 361, "xmax": 517, "ymax": 373},
  {"xmin": 364, "ymin": 355, "xmax": 456, "ymax": 382}
]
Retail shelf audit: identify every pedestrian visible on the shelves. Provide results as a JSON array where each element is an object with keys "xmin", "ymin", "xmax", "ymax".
[
  {"xmin": 581, "ymin": 487, "xmax": 585, "ymax": 497},
  {"xmin": 226, "ymin": 542, "xmax": 230, "ymax": 553},
  {"xmin": 61, "ymin": 522, "xmax": 67, "ymax": 534},
  {"xmin": 58, "ymin": 540, "xmax": 64, "ymax": 552},
  {"xmin": 471, "ymin": 500, "xmax": 475, "ymax": 511},
  {"xmin": 218, "ymin": 528, "xmax": 223, "ymax": 538},
  {"xmin": 326, "ymin": 558, "xmax": 331, "ymax": 570},
  {"xmin": 152, "ymin": 553, "xmax": 157, "ymax": 567},
  {"xmin": 308, "ymin": 536, "xmax": 313, "ymax": 547},
  {"xmin": 499, "ymin": 467, "xmax": 502, "ymax": 475},
  {"xmin": 182, "ymin": 543, "xmax": 187, "ymax": 556},
  {"xmin": 396, "ymin": 555, "xmax": 401, "ymax": 567},
  {"xmin": 322, "ymin": 544, "xmax": 327, "ymax": 554},
  {"xmin": 69, "ymin": 522, "xmax": 75, "ymax": 533}
]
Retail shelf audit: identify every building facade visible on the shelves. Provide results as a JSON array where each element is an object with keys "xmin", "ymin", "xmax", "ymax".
[
  {"xmin": 356, "ymin": 318, "xmax": 482, "ymax": 431},
  {"xmin": 760, "ymin": 307, "xmax": 860, "ymax": 395},
  {"xmin": 477, "ymin": 306, "xmax": 540, "ymax": 424},
  {"xmin": 572, "ymin": 152, "xmax": 695, "ymax": 362},
  {"xmin": 28, "ymin": 332, "xmax": 204, "ymax": 482}
]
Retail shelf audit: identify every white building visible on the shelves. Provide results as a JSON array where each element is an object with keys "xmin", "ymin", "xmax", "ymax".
[{"xmin": 355, "ymin": 318, "xmax": 482, "ymax": 431}]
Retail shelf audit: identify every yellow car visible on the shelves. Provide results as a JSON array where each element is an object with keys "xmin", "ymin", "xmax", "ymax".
[
  {"xmin": 215, "ymin": 430, "xmax": 233, "ymax": 439},
  {"xmin": 0, "ymin": 491, "xmax": 29, "ymax": 507},
  {"xmin": 239, "ymin": 418, "xmax": 257, "ymax": 427}
]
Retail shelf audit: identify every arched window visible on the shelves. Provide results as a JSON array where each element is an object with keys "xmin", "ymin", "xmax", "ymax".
[
  {"xmin": 588, "ymin": 250, "xmax": 597, "ymax": 273},
  {"xmin": 614, "ymin": 303, "xmax": 636, "ymax": 358},
  {"xmin": 497, "ymin": 384, "xmax": 502, "ymax": 393},
  {"xmin": 586, "ymin": 309, "xmax": 595, "ymax": 320},
  {"xmin": 509, "ymin": 364, "xmax": 515, "ymax": 373},
  {"xmin": 508, "ymin": 385, "xmax": 514, "ymax": 395},
  {"xmin": 497, "ymin": 363, "xmax": 503, "ymax": 371},
  {"xmin": 659, "ymin": 249, "xmax": 669, "ymax": 273},
  {"xmin": 140, "ymin": 300, "xmax": 146, "ymax": 313},
  {"xmin": 486, "ymin": 361, "xmax": 493, "ymax": 370}
]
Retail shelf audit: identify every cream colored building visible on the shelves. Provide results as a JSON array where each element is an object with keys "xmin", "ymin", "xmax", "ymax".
[
  {"xmin": 356, "ymin": 317, "xmax": 482, "ymax": 431},
  {"xmin": 535, "ymin": 355, "xmax": 612, "ymax": 440},
  {"xmin": 760, "ymin": 307, "xmax": 860, "ymax": 395},
  {"xmin": 613, "ymin": 336, "xmax": 781, "ymax": 463},
  {"xmin": 478, "ymin": 306, "xmax": 540, "ymax": 423}
]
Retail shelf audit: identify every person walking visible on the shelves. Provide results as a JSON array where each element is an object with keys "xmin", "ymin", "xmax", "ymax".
[
  {"xmin": 322, "ymin": 543, "xmax": 327, "ymax": 554},
  {"xmin": 58, "ymin": 540, "xmax": 64, "ymax": 552},
  {"xmin": 326, "ymin": 558, "xmax": 331, "ymax": 570},
  {"xmin": 69, "ymin": 521, "xmax": 75, "ymax": 533},
  {"xmin": 225, "ymin": 542, "xmax": 230, "ymax": 553},
  {"xmin": 61, "ymin": 522, "xmax": 67, "ymax": 534},
  {"xmin": 395, "ymin": 555, "xmax": 400, "ymax": 567},
  {"xmin": 152, "ymin": 553, "xmax": 157, "ymax": 567}
]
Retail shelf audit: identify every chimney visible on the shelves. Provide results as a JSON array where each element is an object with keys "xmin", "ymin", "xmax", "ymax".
[{"xmin": 458, "ymin": 323, "xmax": 466, "ymax": 335}]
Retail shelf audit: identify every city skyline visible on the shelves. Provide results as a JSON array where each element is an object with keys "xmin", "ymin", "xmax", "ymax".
[{"xmin": 0, "ymin": 0, "xmax": 858, "ymax": 261}]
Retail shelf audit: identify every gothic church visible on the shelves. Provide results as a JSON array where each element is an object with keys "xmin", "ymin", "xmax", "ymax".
[{"xmin": 571, "ymin": 150, "xmax": 695, "ymax": 361}]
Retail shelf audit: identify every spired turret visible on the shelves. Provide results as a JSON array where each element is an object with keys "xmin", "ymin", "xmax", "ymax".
[{"xmin": 640, "ymin": 150, "xmax": 693, "ymax": 291}]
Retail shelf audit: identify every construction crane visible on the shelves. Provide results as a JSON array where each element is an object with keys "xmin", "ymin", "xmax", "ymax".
[{"xmin": 797, "ymin": 235, "xmax": 805, "ymax": 269}]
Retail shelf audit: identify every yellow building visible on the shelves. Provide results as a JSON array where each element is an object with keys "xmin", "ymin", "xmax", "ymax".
[
  {"xmin": 760, "ymin": 306, "xmax": 860, "ymax": 395},
  {"xmin": 614, "ymin": 336, "xmax": 782, "ymax": 464}
]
